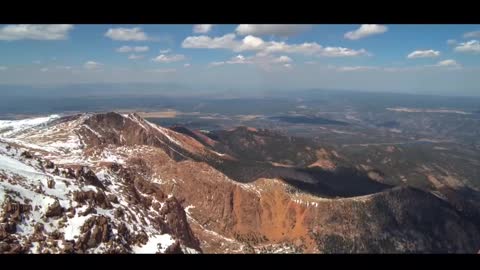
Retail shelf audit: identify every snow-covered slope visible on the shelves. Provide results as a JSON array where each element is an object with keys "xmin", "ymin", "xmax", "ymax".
[
  {"xmin": 0, "ymin": 115, "xmax": 202, "ymax": 253},
  {"xmin": 0, "ymin": 115, "xmax": 61, "ymax": 137}
]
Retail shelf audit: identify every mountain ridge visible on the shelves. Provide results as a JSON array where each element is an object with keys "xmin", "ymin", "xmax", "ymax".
[{"xmin": 1, "ymin": 112, "xmax": 479, "ymax": 253}]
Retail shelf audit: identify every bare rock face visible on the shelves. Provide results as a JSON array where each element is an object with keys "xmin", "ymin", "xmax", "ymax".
[
  {"xmin": 164, "ymin": 240, "xmax": 184, "ymax": 254},
  {"xmin": 75, "ymin": 216, "xmax": 111, "ymax": 251},
  {"xmin": 45, "ymin": 160, "xmax": 55, "ymax": 169},
  {"xmin": 2, "ymin": 197, "xmax": 31, "ymax": 224},
  {"xmin": 160, "ymin": 197, "xmax": 201, "ymax": 251},
  {"xmin": 20, "ymin": 151, "xmax": 33, "ymax": 159},
  {"xmin": 76, "ymin": 167, "xmax": 105, "ymax": 190},
  {"xmin": 47, "ymin": 179, "xmax": 55, "ymax": 189},
  {"xmin": 72, "ymin": 190, "xmax": 112, "ymax": 209},
  {"xmin": 45, "ymin": 200, "xmax": 64, "ymax": 218}
]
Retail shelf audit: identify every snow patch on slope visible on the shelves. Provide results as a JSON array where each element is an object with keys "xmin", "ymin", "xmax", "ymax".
[
  {"xmin": 132, "ymin": 234, "xmax": 175, "ymax": 254},
  {"xmin": 0, "ymin": 115, "xmax": 61, "ymax": 137}
]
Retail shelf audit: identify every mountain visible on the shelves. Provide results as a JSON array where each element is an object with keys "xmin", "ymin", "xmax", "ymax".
[{"xmin": 0, "ymin": 112, "xmax": 479, "ymax": 253}]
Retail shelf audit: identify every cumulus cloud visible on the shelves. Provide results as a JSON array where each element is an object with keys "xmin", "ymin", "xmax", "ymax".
[
  {"xmin": 454, "ymin": 40, "xmax": 480, "ymax": 54},
  {"xmin": 337, "ymin": 66, "xmax": 378, "ymax": 72},
  {"xmin": 0, "ymin": 66, "xmax": 7, "ymax": 71},
  {"xmin": 152, "ymin": 54, "xmax": 186, "ymax": 63},
  {"xmin": 407, "ymin": 49, "xmax": 440, "ymax": 59},
  {"xmin": 83, "ymin": 61, "xmax": 103, "ymax": 70},
  {"xmin": 116, "ymin": 46, "xmax": 149, "ymax": 53},
  {"xmin": 40, "ymin": 67, "xmax": 49, "ymax": 72},
  {"xmin": 128, "ymin": 54, "xmax": 144, "ymax": 60},
  {"xmin": 105, "ymin": 27, "xmax": 149, "ymax": 41},
  {"xmin": 265, "ymin": 42, "xmax": 368, "ymax": 56},
  {"xmin": 239, "ymin": 35, "xmax": 265, "ymax": 50},
  {"xmin": 344, "ymin": 24, "xmax": 388, "ymax": 40},
  {"xmin": 193, "ymin": 24, "xmax": 213, "ymax": 34},
  {"xmin": 210, "ymin": 55, "xmax": 251, "ymax": 66},
  {"xmin": 434, "ymin": 59, "xmax": 461, "ymax": 68},
  {"xmin": 272, "ymin": 55, "xmax": 292, "ymax": 63},
  {"xmin": 184, "ymin": 63, "xmax": 191, "ymax": 67},
  {"xmin": 235, "ymin": 24, "xmax": 311, "ymax": 37},
  {"xmin": 210, "ymin": 54, "xmax": 293, "ymax": 69},
  {"xmin": 322, "ymin": 47, "xmax": 369, "ymax": 57},
  {"xmin": 463, "ymin": 31, "xmax": 480, "ymax": 39},
  {"xmin": 182, "ymin": 33, "xmax": 369, "ymax": 57},
  {"xmin": 182, "ymin": 33, "xmax": 238, "ymax": 50},
  {"xmin": 159, "ymin": 49, "xmax": 171, "ymax": 53},
  {"xmin": 0, "ymin": 24, "xmax": 73, "ymax": 40}
]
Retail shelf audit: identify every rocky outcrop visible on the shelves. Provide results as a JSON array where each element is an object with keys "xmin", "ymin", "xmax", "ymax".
[
  {"xmin": 75, "ymin": 167, "xmax": 105, "ymax": 190},
  {"xmin": 75, "ymin": 216, "xmax": 111, "ymax": 250},
  {"xmin": 160, "ymin": 197, "xmax": 201, "ymax": 251},
  {"xmin": 45, "ymin": 200, "xmax": 64, "ymax": 218},
  {"xmin": 72, "ymin": 190, "xmax": 112, "ymax": 209}
]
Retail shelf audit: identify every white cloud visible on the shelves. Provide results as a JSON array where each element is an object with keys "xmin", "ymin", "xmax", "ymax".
[
  {"xmin": 211, "ymin": 55, "xmax": 251, "ymax": 66},
  {"xmin": 283, "ymin": 64, "xmax": 292, "ymax": 68},
  {"xmin": 344, "ymin": 24, "xmax": 388, "ymax": 40},
  {"xmin": 304, "ymin": 61, "xmax": 317, "ymax": 65},
  {"xmin": 447, "ymin": 39, "xmax": 457, "ymax": 46},
  {"xmin": 83, "ymin": 61, "xmax": 103, "ymax": 70},
  {"xmin": 33, "ymin": 60, "xmax": 41, "ymax": 64},
  {"xmin": 454, "ymin": 40, "xmax": 480, "ymax": 54},
  {"xmin": 235, "ymin": 24, "xmax": 311, "ymax": 37},
  {"xmin": 239, "ymin": 35, "xmax": 265, "ymax": 50},
  {"xmin": 105, "ymin": 27, "xmax": 149, "ymax": 41},
  {"xmin": 337, "ymin": 66, "xmax": 378, "ymax": 72},
  {"xmin": 40, "ymin": 67, "xmax": 49, "ymax": 72},
  {"xmin": 182, "ymin": 33, "xmax": 369, "ymax": 57},
  {"xmin": 0, "ymin": 66, "xmax": 7, "ymax": 71},
  {"xmin": 159, "ymin": 49, "xmax": 171, "ymax": 53},
  {"xmin": 184, "ymin": 63, "xmax": 191, "ymax": 67},
  {"xmin": 0, "ymin": 24, "xmax": 73, "ymax": 40},
  {"xmin": 128, "ymin": 54, "xmax": 144, "ymax": 60},
  {"xmin": 407, "ymin": 49, "xmax": 440, "ymax": 59},
  {"xmin": 463, "ymin": 31, "xmax": 480, "ymax": 39},
  {"xmin": 434, "ymin": 59, "xmax": 461, "ymax": 68},
  {"xmin": 182, "ymin": 33, "xmax": 238, "ymax": 50},
  {"xmin": 193, "ymin": 24, "xmax": 213, "ymax": 34},
  {"xmin": 210, "ymin": 54, "xmax": 293, "ymax": 68},
  {"xmin": 227, "ymin": 55, "xmax": 251, "ymax": 64},
  {"xmin": 263, "ymin": 41, "xmax": 323, "ymax": 55},
  {"xmin": 116, "ymin": 45, "xmax": 149, "ymax": 53},
  {"xmin": 322, "ymin": 47, "xmax": 369, "ymax": 57},
  {"xmin": 336, "ymin": 62, "xmax": 462, "ymax": 72},
  {"xmin": 272, "ymin": 55, "xmax": 292, "ymax": 63},
  {"xmin": 152, "ymin": 54, "xmax": 186, "ymax": 63}
]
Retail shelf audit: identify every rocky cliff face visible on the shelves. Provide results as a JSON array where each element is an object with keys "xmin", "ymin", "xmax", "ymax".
[{"xmin": 0, "ymin": 112, "xmax": 479, "ymax": 253}]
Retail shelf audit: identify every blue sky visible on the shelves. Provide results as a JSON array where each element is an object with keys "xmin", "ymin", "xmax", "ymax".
[{"xmin": 0, "ymin": 24, "xmax": 479, "ymax": 96}]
